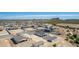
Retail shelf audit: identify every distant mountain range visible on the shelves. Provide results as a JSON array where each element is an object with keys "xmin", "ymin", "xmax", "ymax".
[
  {"xmin": 47, "ymin": 18, "xmax": 79, "ymax": 24},
  {"xmin": 0, "ymin": 18, "xmax": 79, "ymax": 24}
]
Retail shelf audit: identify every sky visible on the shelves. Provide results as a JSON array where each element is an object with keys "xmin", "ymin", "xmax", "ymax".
[{"xmin": 0, "ymin": 12, "xmax": 79, "ymax": 20}]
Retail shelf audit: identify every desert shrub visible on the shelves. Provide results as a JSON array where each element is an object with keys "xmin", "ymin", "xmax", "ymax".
[
  {"xmin": 53, "ymin": 43, "xmax": 57, "ymax": 47},
  {"xmin": 69, "ymin": 40, "xmax": 74, "ymax": 44},
  {"xmin": 67, "ymin": 33, "xmax": 71, "ymax": 36},
  {"xmin": 75, "ymin": 37, "xmax": 79, "ymax": 44},
  {"xmin": 66, "ymin": 29, "xmax": 70, "ymax": 32},
  {"xmin": 73, "ymin": 34, "xmax": 77, "ymax": 38},
  {"xmin": 65, "ymin": 38, "xmax": 68, "ymax": 41},
  {"xmin": 69, "ymin": 35, "xmax": 75, "ymax": 40}
]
